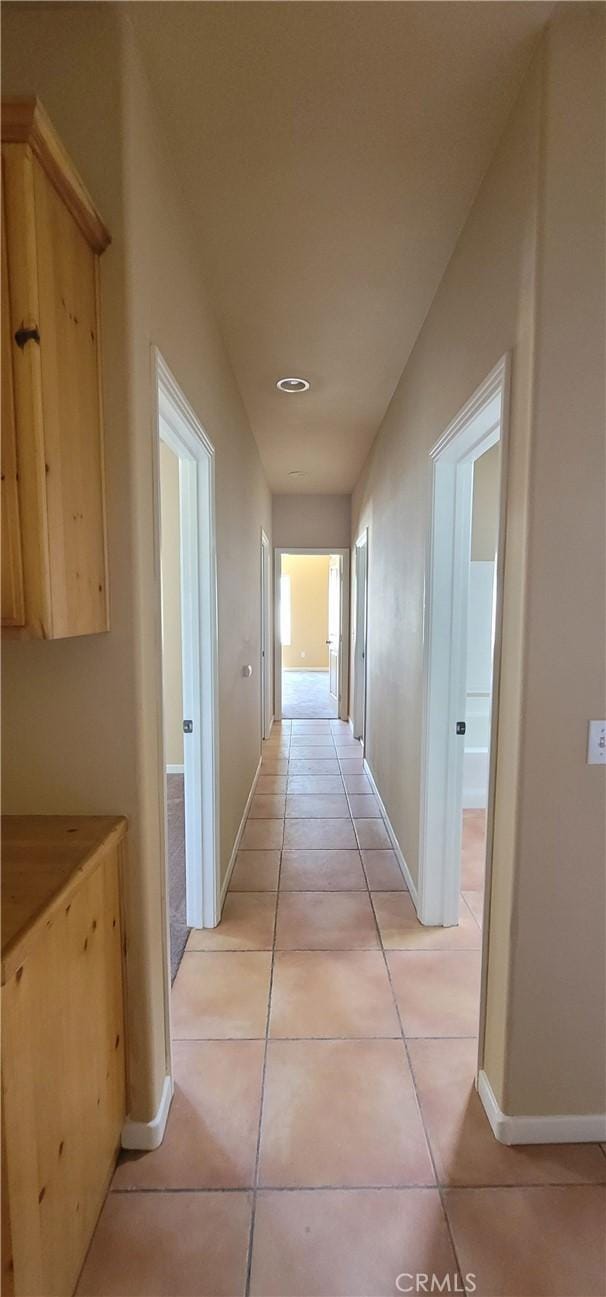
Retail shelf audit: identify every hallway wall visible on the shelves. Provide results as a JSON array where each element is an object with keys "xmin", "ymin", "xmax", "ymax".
[
  {"xmin": 1, "ymin": 3, "xmax": 272, "ymax": 1125},
  {"xmin": 351, "ymin": 7, "xmax": 605, "ymax": 1123},
  {"xmin": 273, "ymin": 494, "xmax": 351, "ymax": 550}
]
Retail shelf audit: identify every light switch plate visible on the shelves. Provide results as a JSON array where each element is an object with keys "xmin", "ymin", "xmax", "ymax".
[{"xmin": 587, "ymin": 720, "xmax": 606, "ymax": 765}]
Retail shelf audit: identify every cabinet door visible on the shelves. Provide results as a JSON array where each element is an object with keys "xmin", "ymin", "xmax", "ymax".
[
  {"xmin": 2, "ymin": 143, "xmax": 53, "ymax": 638},
  {"xmin": 1, "ymin": 167, "xmax": 25, "ymax": 628},
  {"xmin": 33, "ymin": 156, "xmax": 109, "ymax": 637},
  {"xmin": 1, "ymin": 845, "xmax": 125, "ymax": 1296}
]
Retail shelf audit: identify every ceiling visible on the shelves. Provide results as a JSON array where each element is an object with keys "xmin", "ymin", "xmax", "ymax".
[{"xmin": 128, "ymin": 1, "xmax": 552, "ymax": 494}]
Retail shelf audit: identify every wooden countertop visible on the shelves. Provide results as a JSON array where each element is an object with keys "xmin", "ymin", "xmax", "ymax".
[{"xmin": 1, "ymin": 815, "xmax": 127, "ymax": 984}]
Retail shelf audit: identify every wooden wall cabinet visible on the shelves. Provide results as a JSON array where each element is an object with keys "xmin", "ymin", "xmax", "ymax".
[
  {"xmin": 1, "ymin": 816, "xmax": 127, "ymax": 1297},
  {"xmin": 1, "ymin": 98, "xmax": 111, "ymax": 639}
]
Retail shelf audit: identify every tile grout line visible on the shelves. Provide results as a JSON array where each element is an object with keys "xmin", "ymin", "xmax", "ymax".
[
  {"xmin": 364, "ymin": 842, "xmax": 469, "ymax": 1291},
  {"xmin": 344, "ymin": 776, "xmax": 467, "ymax": 1289},
  {"xmin": 172, "ymin": 1034, "xmax": 479, "ymax": 1043},
  {"xmin": 341, "ymin": 770, "xmax": 469, "ymax": 1286},
  {"xmin": 111, "ymin": 1178, "xmax": 606, "ymax": 1194},
  {"xmin": 243, "ymin": 734, "xmax": 290, "ymax": 1297}
]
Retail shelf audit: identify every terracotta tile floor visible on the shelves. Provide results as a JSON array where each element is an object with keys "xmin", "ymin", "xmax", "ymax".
[{"xmin": 79, "ymin": 722, "xmax": 606, "ymax": 1296}]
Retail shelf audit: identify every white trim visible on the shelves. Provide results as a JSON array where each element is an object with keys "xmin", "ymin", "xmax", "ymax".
[
  {"xmin": 477, "ymin": 1071, "xmax": 606, "ymax": 1145},
  {"xmin": 165, "ymin": 764, "xmax": 184, "ymax": 776},
  {"xmin": 260, "ymin": 530, "xmax": 273, "ymax": 741},
  {"xmin": 363, "ymin": 759, "xmax": 418, "ymax": 904},
  {"xmin": 352, "ymin": 528, "xmax": 369, "ymax": 746},
  {"xmin": 122, "ymin": 1073, "xmax": 174, "ymax": 1151},
  {"xmin": 274, "ymin": 548, "xmax": 350, "ymax": 722},
  {"xmin": 282, "ymin": 666, "xmax": 328, "ymax": 673},
  {"xmin": 418, "ymin": 354, "xmax": 509, "ymax": 928},
  {"xmin": 220, "ymin": 755, "xmax": 263, "ymax": 906},
  {"xmin": 154, "ymin": 349, "xmax": 220, "ymax": 934}
]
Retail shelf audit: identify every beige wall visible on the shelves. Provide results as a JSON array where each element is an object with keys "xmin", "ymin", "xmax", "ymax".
[
  {"xmin": 471, "ymin": 443, "xmax": 500, "ymax": 561},
  {"xmin": 501, "ymin": 7, "xmax": 605, "ymax": 1118},
  {"xmin": 351, "ymin": 7, "xmax": 605, "ymax": 1121},
  {"xmin": 2, "ymin": 3, "xmax": 272, "ymax": 1123},
  {"xmin": 272, "ymin": 494, "xmax": 351, "ymax": 549},
  {"xmin": 159, "ymin": 442, "xmax": 183, "ymax": 767},
  {"xmin": 282, "ymin": 555, "xmax": 329, "ymax": 671}
]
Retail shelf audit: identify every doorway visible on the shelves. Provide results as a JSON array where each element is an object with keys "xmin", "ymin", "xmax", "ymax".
[
  {"xmin": 274, "ymin": 548, "xmax": 350, "ymax": 721},
  {"xmin": 418, "ymin": 355, "xmax": 509, "ymax": 929},
  {"xmin": 155, "ymin": 350, "xmax": 220, "ymax": 978},
  {"xmin": 352, "ymin": 528, "xmax": 369, "ymax": 745}
]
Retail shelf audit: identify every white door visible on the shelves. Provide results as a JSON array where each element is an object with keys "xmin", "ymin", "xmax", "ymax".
[
  {"xmin": 328, "ymin": 555, "xmax": 341, "ymax": 705},
  {"xmin": 353, "ymin": 532, "xmax": 368, "ymax": 742}
]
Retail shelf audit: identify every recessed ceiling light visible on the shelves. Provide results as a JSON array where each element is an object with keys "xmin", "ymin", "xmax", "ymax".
[{"xmin": 276, "ymin": 377, "xmax": 310, "ymax": 394}]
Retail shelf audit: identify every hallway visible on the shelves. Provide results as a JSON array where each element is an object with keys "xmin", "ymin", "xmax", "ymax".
[
  {"xmin": 77, "ymin": 719, "xmax": 606, "ymax": 1297},
  {"xmin": 282, "ymin": 668, "xmax": 337, "ymax": 719}
]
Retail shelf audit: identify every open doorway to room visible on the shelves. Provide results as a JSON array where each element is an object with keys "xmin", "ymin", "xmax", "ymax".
[
  {"xmin": 274, "ymin": 549, "xmax": 350, "ymax": 720},
  {"xmin": 155, "ymin": 351, "xmax": 220, "ymax": 982},
  {"xmin": 281, "ymin": 553, "xmax": 334, "ymax": 717},
  {"xmin": 418, "ymin": 356, "xmax": 508, "ymax": 933}
]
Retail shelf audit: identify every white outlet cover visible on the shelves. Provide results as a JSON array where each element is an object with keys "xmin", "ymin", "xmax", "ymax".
[{"xmin": 587, "ymin": 720, "xmax": 606, "ymax": 765}]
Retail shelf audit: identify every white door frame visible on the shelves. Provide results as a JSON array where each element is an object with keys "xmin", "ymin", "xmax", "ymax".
[
  {"xmin": 352, "ymin": 528, "xmax": 369, "ymax": 745},
  {"xmin": 154, "ymin": 349, "xmax": 220, "ymax": 930},
  {"xmin": 273, "ymin": 548, "xmax": 350, "ymax": 721},
  {"xmin": 260, "ymin": 529, "xmax": 272, "ymax": 740},
  {"xmin": 418, "ymin": 354, "xmax": 510, "ymax": 927}
]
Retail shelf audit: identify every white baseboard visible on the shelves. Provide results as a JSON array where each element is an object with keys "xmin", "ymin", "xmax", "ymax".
[
  {"xmin": 122, "ymin": 1073, "xmax": 174, "ymax": 1151},
  {"xmin": 282, "ymin": 667, "xmax": 328, "ymax": 673},
  {"xmin": 347, "ymin": 715, "xmax": 364, "ymax": 748},
  {"xmin": 363, "ymin": 759, "xmax": 418, "ymax": 904},
  {"xmin": 166, "ymin": 763, "xmax": 184, "ymax": 775},
  {"xmin": 477, "ymin": 1069, "xmax": 606, "ymax": 1144},
  {"xmin": 220, "ymin": 755, "xmax": 263, "ymax": 907}
]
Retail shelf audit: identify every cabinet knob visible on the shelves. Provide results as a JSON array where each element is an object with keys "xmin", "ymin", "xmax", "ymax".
[{"xmin": 14, "ymin": 325, "xmax": 40, "ymax": 349}]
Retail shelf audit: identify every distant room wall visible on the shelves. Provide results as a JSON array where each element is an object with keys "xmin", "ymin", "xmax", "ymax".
[{"xmin": 282, "ymin": 554, "xmax": 330, "ymax": 670}]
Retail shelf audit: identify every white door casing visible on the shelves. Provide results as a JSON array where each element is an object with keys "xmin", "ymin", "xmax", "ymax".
[
  {"xmin": 352, "ymin": 530, "xmax": 369, "ymax": 743},
  {"xmin": 418, "ymin": 355, "xmax": 509, "ymax": 929},
  {"xmin": 260, "ymin": 530, "xmax": 272, "ymax": 740},
  {"xmin": 154, "ymin": 349, "xmax": 220, "ymax": 937}
]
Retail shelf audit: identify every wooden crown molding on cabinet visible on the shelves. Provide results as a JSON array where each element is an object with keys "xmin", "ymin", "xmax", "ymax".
[{"xmin": 1, "ymin": 96, "xmax": 111, "ymax": 254}]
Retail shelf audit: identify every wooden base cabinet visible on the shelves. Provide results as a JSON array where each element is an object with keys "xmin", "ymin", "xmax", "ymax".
[
  {"xmin": 1, "ymin": 817, "xmax": 127, "ymax": 1297},
  {"xmin": 1, "ymin": 99, "xmax": 111, "ymax": 639}
]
